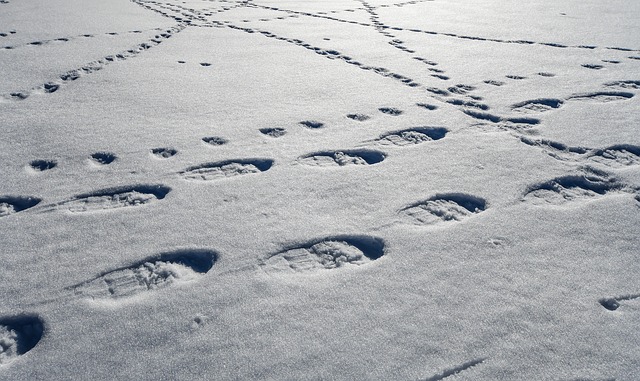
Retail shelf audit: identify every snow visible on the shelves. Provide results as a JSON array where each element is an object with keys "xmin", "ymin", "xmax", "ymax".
[{"xmin": 1, "ymin": 0, "xmax": 639, "ymax": 380}]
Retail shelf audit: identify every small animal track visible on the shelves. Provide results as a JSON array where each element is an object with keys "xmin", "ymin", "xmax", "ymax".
[
  {"xmin": 401, "ymin": 193, "xmax": 487, "ymax": 226},
  {"xmin": 202, "ymin": 136, "xmax": 228, "ymax": 146},
  {"xmin": 522, "ymin": 169, "xmax": 628, "ymax": 206},
  {"xmin": 299, "ymin": 120, "xmax": 325, "ymax": 129},
  {"xmin": 52, "ymin": 184, "xmax": 171, "ymax": 213},
  {"xmin": 259, "ymin": 235, "xmax": 385, "ymax": 274},
  {"xmin": 0, "ymin": 315, "xmax": 44, "ymax": 365},
  {"xmin": 259, "ymin": 128, "xmax": 287, "ymax": 137},
  {"xmin": 298, "ymin": 149, "xmax": 385, "ymax": 167},
  {"xmin": 90, "ymin": 152, "xmax": 117, "ymax": 165},
  {"xmin": 378, "ymin": 107, "xmax": 403, "ymax": 116},
  {"xmin": 484, "ymin": 80, "xmax": 505, "ymax": 86},
  {"xmin": 599, "ymin": 294, "xmax": 640, "ymax": 311},
  {"xmin": 347, "ymin": 113, "xmax": 371, "ymax": 121},
  {"xmin": 416, "ymin": 103, "xmax": 438, "ymax": 110},
  {"xmin": 511, "ymin": 98, "xmax": 564, "ymax": 113},
  {"xmin": 446, "ymin": 99, "xmax": 489, "ymax": 110},
  {"xmin": 582, "ymin": 64, "xmax": 604, "ymax": 70},
  {"xmin": 506, "ymin": 75, "xmax": 527, "ymax": 80},
  {"xmin": 0, "ymin": 196, "xmax": 42, "ymax": 218},
  {"xmin": 567, "ymin": 91, "xmax": 634, "ymax": 103},
  {"xmin": 375, "ymin": 127, "xmax": 448, "ymax": 146},
  {"xmin": 29, "ymin": 160, "xmax": 57, "ymax": 172},
  {"xmin": 68, "ymin": 249, "xmax": 217, "ymax": 300},
  {"xmin": 180, "ymin": 159, "xmax": 274, "ymax": 181},
  {"xmin": 423, "ymin": 358, "xmax": 486, "ymax": 381},
  {"xmin": 151, "ymin": 147, "xmax": 177, "ymax": 158},
  {"xmin": 463, "ymin": 110, "xmax": 540, "ymax": 125}
]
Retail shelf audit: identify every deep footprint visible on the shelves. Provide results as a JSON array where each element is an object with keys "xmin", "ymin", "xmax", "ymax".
[
  {"xmin": 54, "ymin": 184, "xmax": 171, "ymax": 213},
  {"xmin": 401, "ymin": 193, "xmax": 487, "ymax": 226},
  {"xmin": 202, "ymin": 136, "xmax": 228, "ymax": 146},
  {"xmin": 298, "ymin": 150, "xmax": 385, "ymax": 166},
  {"xmin": 568, "ymin": 91, "xmax": 634, "ymax": 102},
  {"xmin": 259, "ymin": 235, "xmax": 385, "ymax": 274},
  {"xmin": 180, "ymin": 159, "xmax": 274, "ymax": 180},
  {"xmin": 0, "ymin": 315, "xmax": 44, "ymax": 365},
  {"xmin": 522, "ymin": 169, "xmax": 627, "ymax": 205},
  {"xmin": 0, "ymin": 196, "xmax": 42, "ymax": 217},
  {"xmin": 588, "ymin": 145, "xmax": 640, "ymax": 167},
  {"xmin": 375, "ymin": 127, "xmax": 448, "ymax": 146},
  {"xmin": 68, "ymin": 249, "xmax": 217, "ymax": 299},
  {"xmin": 511, "ymin": 98, "xmax": 564, "ymax": 113}
]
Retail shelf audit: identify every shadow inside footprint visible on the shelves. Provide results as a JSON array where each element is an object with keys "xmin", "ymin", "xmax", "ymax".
[{"xmin": 0, "ymin": 315, "xmax": 44, "ymax": 365}]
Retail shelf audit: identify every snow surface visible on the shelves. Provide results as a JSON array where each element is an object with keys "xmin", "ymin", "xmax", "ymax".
[{"xmin": 1, "ymin": 0, "xmax": 639, "ymax": 380}]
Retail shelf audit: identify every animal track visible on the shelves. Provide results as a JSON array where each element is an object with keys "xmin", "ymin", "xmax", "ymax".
[
  {"xmin": 401, "ymin": 193, "xmax": 487, "ymax": 226},
  {"xmin": 416, "ymin": 103, "xmax": 438, "ymax": 110},
  {"xmin": 347, "ymin": 113, "xmax": 371, "ymax": 121},
  {"xmin": 151, "ymin": 148, "xmax": 177, "ymax": 158},
  {"xmin": 202, "ymin": 136, "xmax": 228, "ymax": 146},
  {"xmin": 423, "ymin": 358, "xmax": 486, "ymax": 381},
  {"xmin": 68, "ymin": 249, "xmax": 217, "ymax": 300},
  {"xmin": 378, "ymin": 107, "xmax": 403, "ymax": 116},
  {"xmin": 0, "ymin": 196, "xmax": 42, "ymax": 218},
  {"xmin": 375, "ymin": 127, "xmax": 448, "ymax": 146},
  {"xmin": 511, "ymin": 98, "xmax": 564, "ymax": 113},
  {"xmin": 300, "ymin": 120, "xmax": 325, "ymax": 129},
  {"xmin": 259, "ymin": 128, "xmax": 287, "ymax": 137},
  {"xmin": 180, "ymin": 159, "xmax": 274, "ymax": 181},
  {"xmin": 463, "ymin": 110, "xmax": 540, "ymax": 125},
  {"xmin": 90, "ymin": 152, "xmax": 117, "ymax": 165},
  {"xmin": 29, "ymin": 160, "xmax": 57, "ymax": 172},
  {"xmin": 51, "ymin": 184, "xmax": 171, "ymax": 213},
  {"xmin": 582, "ymin": 64, "xmax": 604, "ymax": 70},
  {"xmin": 567, "ymin": 91, "xmax": 634, "ymax": 103},
  {"xmin": 484, "ymin": 80, "xmax": 505, "ymax": 86},
  {"xmin": 522, "ymin": 169, "xmax": 627, "ymax": 206},
  {"xmin": 298, "ymin": 150, "xmax": 385, "ymax": 166},
  {"xmin": 259, "ymin": 235, "xmax": 385, "ymax": 274},
  {"xmin": 0, "ymin": 315, "xmax": 44, "ymax": 365},
  {"xmin": 446, "ymin": 99, "xmax": 489, "ymax": 110},
  {"xmin": 599, "ymin": 294, "xmax": 640, "ymax": 311}
]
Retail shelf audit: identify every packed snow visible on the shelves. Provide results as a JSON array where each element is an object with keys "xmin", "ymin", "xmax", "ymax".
[{"xmin": 1, "ymin": 0, "xmax": 639, "ymax": 379}]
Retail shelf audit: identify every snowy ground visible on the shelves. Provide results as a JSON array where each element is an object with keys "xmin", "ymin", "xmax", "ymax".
[{"xmin": 1, "ymin": 0, "xmax": 639, "ymax": 380}]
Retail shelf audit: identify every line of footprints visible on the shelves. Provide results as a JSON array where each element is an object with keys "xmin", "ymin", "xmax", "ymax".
[{"xmin": 3, "ymin": 95, "xmax": 640, "ymax": 368}]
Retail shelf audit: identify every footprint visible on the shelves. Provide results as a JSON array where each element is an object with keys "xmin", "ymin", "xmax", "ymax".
[
  {"xmin": 202, "ymin": 136, "xmax": 228, "ymax": 146},
  {"xmin": 180, "ymin": 159, "xmax": 274, "ymax": 181},
  {"xmin": 378, "ymin": 107, "xmax": 403, "ymax": 116},
  {"xmin": 200, "ymin": 62, "xmax": 211, "ymax": 67},
  {"xmin": 375, "ymin": 127, "xmax": 448, "ymax": 146},
  {"xmin": 588, "ymin": 145, "xmax": 640, "ymax": 168},
  {"xmin": 511, "ymin": 98, "xmax": 564, "ymax": 113},
  {"xmin": 151, "ymin": 148, "xmax": 177, "ymax": 159},
  {"xmin": 0, "ymin": 315, "xmax": 44, "ymax": 365},
  {"xmin": 259, "ymin": 128, "xmax": 287, "ymax": 137},
  {"xmin": 604, "ymin": 80, "xmax": 640, "ymax": 90},
  {"xmin": 68, "ymin": 249, "xmax": 217, "ymax": 300},
  {"xmin": 298, "ymin": 150, "xmax": 385, "ymax": 167},
  {"xmin": 29, "ymin": 160, "xmax": 57, "ymax": 172},
  {"xmin": 506, "ymin": 75, "xmax": 527, "ymax": 80},
  {"xmin": 0, "ymin": 196, "xmax": 42, "ymax": 217},
  {"xmin": 51, "ymin": 184, "xmax": 171, "ymax": 213},
  {"xmin": 522, "ymin": 169, "xmax": 627, "ymax": 206},
  {"xmin": 400, "ymin": 193, "xmax": 487, "ymax": 226},
  {"xmin": 446, "ymin": 99, "xmax": 489, "ymax": 110},
  {"xmin": 567, "ymin": 91, "xmax": 634, "ymax": 103},
  {"xmin": 346, "ymin": 113, "xmax": 371, "ymax": 121},
  {"xmin": 537, "ymin": 72, "xmax": 556, "ymax": 77},
  {"xmin": 259, "ymin": 235, "xmax": 385, "ymax": 274},
  {"xmin": 599, "ymin": 294, "xmax": 640, "ymax": 311},
  {"xmin": 448, "ymin": 84, "xmax": 476, "ymax": 95},
  {"xmin": 90, "ymin": 152, "xmax": 116, "ymax": 165},
  {"xmin": 299, "ymin": 120, "xmax": 324, "ymax": 129}
]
